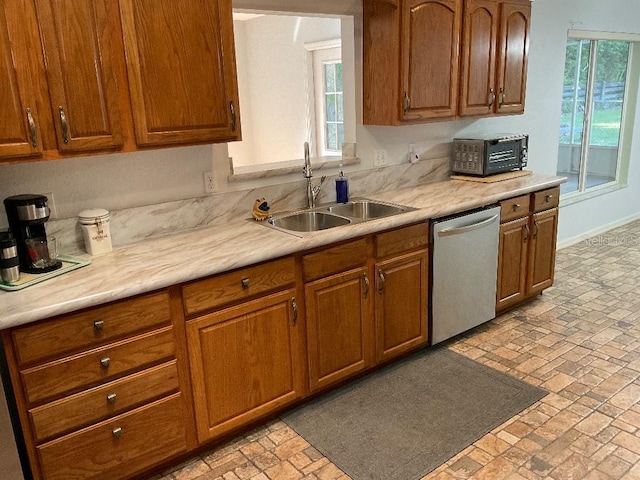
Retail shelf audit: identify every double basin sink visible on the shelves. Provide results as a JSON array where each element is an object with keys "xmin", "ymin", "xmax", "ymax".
[{"xmin": 264, "ymin": 198, "xmax": 417, "ymax": 236}]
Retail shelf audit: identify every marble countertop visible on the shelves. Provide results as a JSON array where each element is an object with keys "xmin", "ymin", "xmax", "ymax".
[{"xmin": 0, "ymin": 174, "xmax": 565, "ymax": 330}]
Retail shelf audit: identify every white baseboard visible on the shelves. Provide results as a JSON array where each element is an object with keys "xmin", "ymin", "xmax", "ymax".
[{"xmin": 557, "ymin": 212, "xmax": 640, "ymax": 249}]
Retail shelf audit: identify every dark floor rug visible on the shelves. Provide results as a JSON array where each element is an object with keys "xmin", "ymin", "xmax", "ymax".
[{"xmin": 281, "ymin": 347, "xmax": 547, "ymax": 480}]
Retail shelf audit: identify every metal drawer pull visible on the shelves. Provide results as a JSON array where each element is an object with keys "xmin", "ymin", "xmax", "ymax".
[
  {"xmin": 106, "ymin": 393, "xmax": 117, "ymax": 404},
  {"xmin": 533, "ymin": 222, "xmax": 539, "ymax": 238},
  {"xmin": 100, "ymin": 357, "xmax": 110, "ymax": 368},
  {"xmin": 291, "ymin": 297, "xmax": 298, "ymax": 326},
  {"xmin": 93, "ymin": 319, "xmax": 104, "ymax": 332},
  {"xmin": 26, "ymin": 108, "xmax": 38, "ymax": 147},
  {"xmin": 59, "ymin": 106, "xmax": 69, "ymax": 144},
  {"xmin": 545, "ymin": 194, "xmax": 554, "ymax": 202},
  {"xmin": 512, "ymin": 203, "xmax": 520, "ymax": 211},
  {"xmin": 378, "ymin": 270, "xmax": 386, "ymax": 294},
  {"xmin": 524, "ymin": 224, "xmax": 530, "ymax": 241},
  {"xmin": 363, "ymin": 273, "xmax": 370, "ymax": 298},
  {"xmin": 112, "ymin": 426, "xmax": 122, "ymax": 438},
  {"xmin": 241, "ymin": 278, "xmax": 250, "ymax": 289}
]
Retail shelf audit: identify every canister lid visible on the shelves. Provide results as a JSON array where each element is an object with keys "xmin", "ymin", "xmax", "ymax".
[{"xmin": 78, "ymin": 208, "xmax": 111, "ymax": 225}]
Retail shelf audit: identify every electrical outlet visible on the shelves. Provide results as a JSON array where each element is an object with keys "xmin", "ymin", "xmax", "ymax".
[
  {"xmin": 204, "ymin": 171, "xmax": 214, "ymax": 194},
  {"xmin": 44, "ymin": 192, "xmax": 57, "ymax": 219},
  {"xmin": 373, "ymin": 148, "xmax": 387, "ymax": 167}
]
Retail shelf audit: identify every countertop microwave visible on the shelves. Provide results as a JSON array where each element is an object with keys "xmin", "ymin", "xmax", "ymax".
[{"xmin": 452, "ymin": 134, "xmax": 528, "ymax": 177}]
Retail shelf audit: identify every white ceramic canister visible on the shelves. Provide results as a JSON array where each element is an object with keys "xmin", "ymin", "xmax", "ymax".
[{"xmin": 78, "ymin": 208, "xmax": 113, "ymax": 256}]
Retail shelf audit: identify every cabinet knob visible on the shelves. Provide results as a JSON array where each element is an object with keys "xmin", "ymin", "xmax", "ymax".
[
  {"xmin": 93, "ymin": 319, "xmax": 104, "ymax": 332},
  {"xmin": 241, "ymin": 278, "xmax": 250, "ymax": 289},
  {"xmin": 512, "ymin": 203, "xmax": 520, "ymax": 211},
  {"xmin": 545, "ymin": 194, "xmax": 554, "ymax": 202},
  {"xmin": 112, "ymin": 426, "xmax": 122, "ymax": 438},
  {"xmin": 100, "ymin": 357, "xmax": 111, "ymax": 368},
  {"xmin": 106, "ymin": 393, "xmax": 117, "ymax": 405}
]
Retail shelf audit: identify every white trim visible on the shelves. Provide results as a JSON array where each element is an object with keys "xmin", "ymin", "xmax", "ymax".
[
  {"xmin": 568, "ymin": 29, "xmax": 640, "ymax": 42},
  {"xmin": 557, "ymin": 212, "xmax": 640, "ymax": 249},
  {"xmin": 304, "ymin": 39, "xmax": 341, "ymax": 52}
]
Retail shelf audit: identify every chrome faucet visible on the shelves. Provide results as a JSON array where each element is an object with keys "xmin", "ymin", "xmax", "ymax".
[{"xmin": 303, "ymin": 142, "xmax": 326, "ymax": 208}]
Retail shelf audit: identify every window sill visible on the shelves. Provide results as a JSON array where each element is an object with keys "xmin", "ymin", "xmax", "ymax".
[{"xmin": 560, "ymin": 181, "xmax": 628, "ymax": 207}]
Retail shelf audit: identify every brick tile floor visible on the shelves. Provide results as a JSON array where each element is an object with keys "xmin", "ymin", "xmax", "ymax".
[{"xmin": 157, "ymin": 220, "xmax": 640, "ymax": 480}]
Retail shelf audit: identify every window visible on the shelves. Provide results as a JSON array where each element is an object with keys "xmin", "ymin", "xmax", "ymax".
[
  {"xmin": 556, "ymin": 31, "xmax": 638, "ymax": 196},
  {"xmin": 311, "ymin": 44, "xmax": 343, "ymax": 156}
]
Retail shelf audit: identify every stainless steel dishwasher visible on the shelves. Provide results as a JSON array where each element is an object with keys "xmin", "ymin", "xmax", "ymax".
[{"xmin": 430, "ymin": 205, "xmax": 501, "ymax": 344}]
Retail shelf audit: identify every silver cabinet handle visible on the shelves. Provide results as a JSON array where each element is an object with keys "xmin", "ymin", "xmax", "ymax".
[
  {"xmin": 363, "ymin": 273, "xmax": 370, "ymax": 298},
  {"xmin": 112, "ymin": 426, "xmax": 122, "ymax": 438},
  {"xmin": 230, "ymin": 100, "xmax": 237, "ymax": 132},
  {"xmin": 533, "ymin": 222, "xmax": 539, "ymax": 238},
  {"xmin": 100, "ymin": 357, "xmax": 110, "ymax": 368},
  {"xmin": 59, "ymin": 106, "xmax": 69, "ymax": 144},
  {"xmin": 403, "ymin": 92, "xmax": 411, "ymax": 114},
  {"xmin": 93, "ymin": 319, "xmax": 104, "ymax": 332},
  {"xmin": 378, "ymin": 270, "xmax": 386, "ymax": 294},
  {"xmin": 488, "ymin": 88, "xmax": 496, "ymax": 107},
  {"xmin": 241, "ymin": 278, "xmax": 250, "ymax": 290},
  {"xmin": 498, "ymin": 88, "xmax": 505, "ymax": 106},
  {"xmin": 291, "ymin": 297, "xmax": 298, "ymax": 326},
  {"xmin": 26, "ymin": 108, "xmax": 38, "ymax": 147},
  {"xmin": 106, "ymin": 393, "xmax": 117, "ymax": 404},
  {"xmin": 524, "ymin": 224, "xmax": 530, "ymax": 241}
]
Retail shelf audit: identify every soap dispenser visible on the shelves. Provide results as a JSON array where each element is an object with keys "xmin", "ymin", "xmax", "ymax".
[{"xmin": 335, "ymin": 164, "xmax": 349, "ymax": 203}]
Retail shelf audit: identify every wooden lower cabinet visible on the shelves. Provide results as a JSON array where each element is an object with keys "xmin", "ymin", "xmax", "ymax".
[
  {"xmin": 186, "ymin": 288, "xmax": 304, "ymax": 442},
  {"xmin": 37, "ymin": 394, "xmax": 187, "ymax": 480},
  {"xmin": 497, "ymin": 188, "xmax": 559, "ymax": 311},
  {"xmin": 375, "ymin": 250, "xmax": 428, "ymax": 363},
  {"xmin": 305, "ymin": 267, "xmax": 374, "ymax": 392}
]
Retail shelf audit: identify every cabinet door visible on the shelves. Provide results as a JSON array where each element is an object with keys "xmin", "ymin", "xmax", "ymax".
[
  {"xmin": 375, "ymin": 250, "xmax": 428, "ymax": 363},
  {"xmin": 35, "ymin": 0, "xmax": 124, "ymax": 153},
  {"xmin": 401, "ymin": 0, "xmax": 462, "ymax": 120},
  {"xmin": 0, "ymin": 1, "xmax": 43, "ymax": 159},
  {"xmin": 496, "ymin": 1, "xmax": 530, "ymax": 114},
  {"xmin": 186, "ymin": 289, "xmax": 303, "ymax": 442},
  {"xmin": 459, "ymin": 0, "xmax": 498, "ymax": 116},
  {"xmin": 305, "ymin": 268, "xmax": 373, "ymax": 392},
  {"xmin": 496, "ymin": 216, "xmax": 528, "ymax": 311},
  {"xmin": 527, "ymin": 208, "xmax": 558, "ymax": 295},
  {"xmin": 119, "ymin": 0, "xmax": 241, "ymax": 146}
]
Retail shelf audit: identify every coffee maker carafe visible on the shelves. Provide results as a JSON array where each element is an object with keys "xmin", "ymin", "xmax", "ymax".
[{"xmin": 4, "ymin": 194, "xmax": 62, "ymax": 274}]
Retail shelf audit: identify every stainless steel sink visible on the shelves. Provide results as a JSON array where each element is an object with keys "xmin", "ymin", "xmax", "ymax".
[
  {"xmin": 262, "ymin": 198, "xmax": 417, "ymax": 237},
  {"xmin": 327, "ymin": 200, "xmax": 408, "ymax": 219},
  {"xmin": 268, "ymin": 211, "xmax": 351, "ymax": 233}
]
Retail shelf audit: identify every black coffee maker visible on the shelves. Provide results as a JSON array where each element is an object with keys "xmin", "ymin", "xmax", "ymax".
[{"xmin": 4, "ymin": 194, "xmax": 62, "ymax": 274}]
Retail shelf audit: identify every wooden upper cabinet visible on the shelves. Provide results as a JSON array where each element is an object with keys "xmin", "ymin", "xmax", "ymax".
[
  {"xmin": 496, "ymin": 1, "xmax": 530, "ymax": 114},
  {"xmin": 402, "ymin": 0, "xmax": 462, "ymax": 121},
  {"xmin": 459, "ymin": 0, "xmax": 498, "ymax": 116},
  {"xmin": 119, "ymin": 0, "xmax": 241, "ymax": 146},
  {"xmin": 35, "ymin": 0, "xmax": 125, "ymax": 153},
  {"xmin": 0, "ymin": 1, "xmax": 44, "ymax": 159}
]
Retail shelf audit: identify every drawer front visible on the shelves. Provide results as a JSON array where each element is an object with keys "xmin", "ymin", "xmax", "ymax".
[
  {"xmin": 500, "ymin": 194, "xmax": 530, "ymax": 222},
  {"xmin": 12, "ymin": 291, "xmax": 171, "ymax": 366},
  {"xmin": 303, "ymin": 238, "xmax": 368, "ymax": 282},
  {"xmin": 374, "ymin": 223, "xmax": 428, "ymax": 258},
  {"xmin": 21, "ymin": 327, "xmax": 175, "ymax": 405},
  {"xmin": 533, "ymin": 186, "xmax": 560, "ymax": 212},
  {"xmin": 182, "ymin": 256, "xmax": 295, "ymax": 315},
  {"xmin": 37, "ymin": 393, "xmax": 187, "ymax": 480},
  {"xmin": 29, "ymin": 361, "xmax": 180, "ymax": 442}
]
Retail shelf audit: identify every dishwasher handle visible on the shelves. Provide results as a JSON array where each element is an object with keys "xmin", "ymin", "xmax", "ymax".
[{"xmin": 437, "ymin": 214, "xmax": 499, "ymax": 237}]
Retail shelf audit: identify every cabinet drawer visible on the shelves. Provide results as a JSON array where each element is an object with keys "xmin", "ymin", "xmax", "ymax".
[
  {"xmin": 12, "ymin": 291, "xmax": 171, "ymax": 366},
  {"xmin": 533, "ymin": 186, "xmax": 560, "ymax": 212},
  {"xmin": 303, "ymin": 238, "xmax": 368, "ymax": 282},
  {"xmin": 37, "ymin": 393, "xmax": 187, "ymax": 480},
  {"xmin": 500, "ymin": 194, "xmax": 530, "ymax": 222},
  {"xmin": 21, "ymin": 327, "xmax": 175, "ymax": 405},
  {"xmin": 374, "ymin": 223, "xmax": 428, "ymax": 258},
  {"xmin": 182, "ymin": 256, "xmax": 295, "ymax": 315},
  {"xmin": 29, "ymin": 361, "xmax": 179, "ymax": 442}
]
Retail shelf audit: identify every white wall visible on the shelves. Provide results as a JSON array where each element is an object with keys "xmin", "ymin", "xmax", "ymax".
[{"xmin": 1, "ymin": 0, "xmax": 639, "ymax": 244}]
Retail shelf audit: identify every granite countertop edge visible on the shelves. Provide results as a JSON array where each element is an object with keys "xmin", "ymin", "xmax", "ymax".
[{"xmin": 0, "ymin": 174, "xmax": 565, "ymax": 330}]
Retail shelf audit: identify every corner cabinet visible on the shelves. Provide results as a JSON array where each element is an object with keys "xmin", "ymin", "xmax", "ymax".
[
  {"xmin": 459, "ymin": 0, "xmax": 531, "ymax": 116},
  {"xmin": 496, "ymin": 186, "xmax": 559, "ymax": 311},
  {"xmin": 119, "ymin": 0, "xmax": 241, "ymax": 146},
  {"xmin": 363, "ymin": 0, "xmax": 530, "ymax": 124}
]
